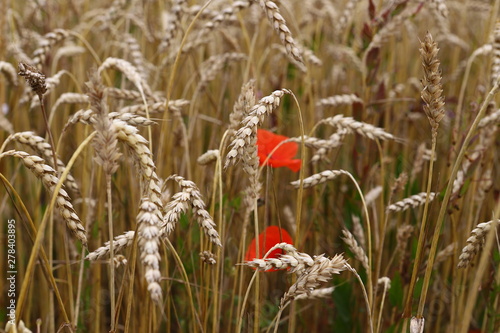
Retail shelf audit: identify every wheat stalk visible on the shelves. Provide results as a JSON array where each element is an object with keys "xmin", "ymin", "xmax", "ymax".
[
  {"xmin": 316, "ymin": 94, "xmax": 363, "ymax": 108},
  {"xmin": 387, "ymin": 192, "xmax": 436, "ymax": 212},
  {"xmin": 257, "ymin": 0, "xmax": 303, "ymax": 64},
  {"xmin": 342, "ymin": 229, "xmax": 369, "ymax": 271},
  {"xmin": 225, "ymin": 89, "xmax": 290, "ymax": 168},
  {"xmin": 163, "ymin": 175, "xmax": 222, "ymax": 247},
  {"xmin": 0, "ymin": 150, "xmax": 87, "ymax": 245},
  {"xmin": 137, "ymin": 199, "xmax": 163, "ymax": 304},
  {"xmin": 0, "ymin": 61, "xmax": 18, "ymax": 86},
  {"xmin": 281, "ymin": 253, "xmax": 347, "ymax": 304},
  {"xmin": 86, "ymin": 231, "xmax": 135, "ymax": 260},
  {"xmin": 458, "ymin": 220, "xmax": 499, "ymax": 268},
  {"xmin": 2, "ymin": 131, "xmax": 80, "ymax": 194},
  {"xmin": 321, "ymin": 115, "xmax": 395, "ymax": 141},
  {"xmin": 290, "ymin": 169, "xmax": 350, "ymax": 188}
]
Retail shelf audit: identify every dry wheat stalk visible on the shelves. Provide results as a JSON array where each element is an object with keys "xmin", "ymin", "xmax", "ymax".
[
  {"xmin": 270, "ymin": 44, "xmax": 307, "ymax": 72},
  {"xmin": 352, "ymin": 215, "xmax": 366, "ymax": 249},
  {"xmin": 124, "ymin": 34, "xmax": 150, "ymax": 81},
  {"xmin": 197, "ymin": 0, "xmax": 251, "ymax": 38},
  {"xmin": 283, "ymin": 205, "xmax": 296, "ymax": 234},
  {"xmin": 200, "ymin": 250, "xmax": 217, "ymax": 265},
  {"xmin": 281, "ymin": 253, "xmax": 347, "ymax": 304},
  {"xmin": 197, "ymin": 149, "xmax": 219, "ymax": 165},
  {"xmin": 24, "ymin": 70, "xmax": 70, "ymax": 110},
  {"xmin": 118, "ymin": 100, "xmax": 190, "ymax": 116},
  {"xmin": 65, "ymin": 109, "xmax": 154, "ymax": 130},
  {"xmin": 225, "ymin": 89, "xmax": 290, "ymax": 168},
  {"xmin": 0, "ymin": 61, "xmax": 18, "ymax": 86},
  {"xmin": 244, "ymin": 243, "xmax": 315, "ymax": 274},
  {"xmin": 364, "ymin": 186, "xmax": 383, "ymax": 207},
  {"xmin": 106, "ymin": 87, "xmax": 144, "ymax": 101},
  {"xmin": 229, "ymin": 80, "xmax": 256, "ymax": 133},
  {"xmin": 452, "ymin": 126, "xmax": 496, "ymax": 197},
  {"xmin": 387, "ymin": 192, "xmax": 436, "ymax": 212},
  {"xmin": 341, "ymin": 229, "xmax": 369, "ymax": 271},
  {"xmin": 329, "ymin": 45, "xmax": 364, "ymax": 75},
  {"xmin": 365, "ymin": 6, "xmax": 417, "ymax": 60},
  {"xmin": 3, "ymin": 132, "xmax": 80, "ymax": 194},
  {"xmin": 390, "ymin": 172, "xmax": 408, "ymax": 195},
  {"xmin": 336, "ymin": 0, "xmax": 360, "ymax": 35},
  {"xmin": 311, "ymin": 130, "xmax": 348, "ymax": 163},
  {"xmin": 113, "ymin": 119, "xmax": 163, "ymax": 212},
  {"xmin": 294, "ymin": 287, "xmax": 335, "ymax": 301},
  {"xmin": 431, "ymin": 0, "xmax": 449, "ymax": 18},
  {"xmin": 87, "ymin": 73, "xmax": 122, "ymax": 176},
  {"xmin": 491, "ymin": 20, "xmax": 500, "ymax": 87},
  {"xmin": 478, "ymin": 108, "xmax": 500, "ymax": 128},
  {"xmin": 458, "ymin": 220, "xmax": 499, "ymax": 268},
  {"xmin": 198, "ymin": 53, "xmax": 247, "ymax": 91},
  {"xmin": 410, "ymin": 316, "xmax": 425, "ymax": 333},
  {"xmin": 316, "ymin": 94, "xmax": 363, "ymax": 108},
  {"xmin": 411, "ymin": 143, "xmax": 427, "ymax": 180},
  {"xmin": 18, "ymin": 62, "xmax": 46, "ymax": 97},
  {"xmin": 31, "ymin": 29, "xmax": 70, "ymax": 68},
  {"xmin": 257, "ymin": 0, "xmax": 303, "ymax": 64},
  {"xmin": 86, "ymin": 231, "xmax": 135, "ymax": 260},
  {"xmin": 98, "ymin": 57, "xmax": 153, "ymax": 97},
  {"xmin": 24, "ymin": 70, "xmax": 69, "ymax": 108},
  {"xmin": 321, "ymin": 115, "xmax": 395, "ymax": 141},
  {"xmin": 396, "ymin": 224, "xmax": 414, "ymax": 271},
  {"xmin": 163, "ymin": 175, "xmax": 222, "ymax": 247},
  {"xmin": 290, "ymin": 169, "xmax": 350, "ymax": 189},
  {"xmin": 137, "ymin": 199, "xmax": 163, "ymax": 303},
  {"xmin": 476, "ymin": 168, "xmax": 493, "ymax": 202},
  {"xmin": 0, "ymin": 111, "xmax": 14, "ymax": 134},
  {"xmin": 4, "ymin": 320, "xmax": 32, "ymax": 333},
  {"xmin": 51, "ymin": 93, "xmax": 90, "ymax": 115},
  {"xmin": 432, "ymin": 243, "xmax": 456, "ymax": 266},
  {"xmin": 159, "ymin": 0, "xmax": 184, "ymax": 51},
  {"xmin": 0, "ymin": 150, "xmax": 87, "ymax": 245},
  {"xmin": 285, "ymin": 135, "xmax": 338, "ymax": 150},
  {"xmin": 53, "ymin": 45, "xmax": 86, "ymax": 65},
  {"xmin": 420, "ymin": 32, "xmax": 445, "ymax": 133}
]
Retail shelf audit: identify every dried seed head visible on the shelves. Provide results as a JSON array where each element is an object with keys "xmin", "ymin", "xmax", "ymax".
[
  {"xmin": 18, "ymin": 62, "xmax": 47, "ymax": 97},
  {"xmin": 419, "ymin": 32, "xmax": 445, "ymax": 132}
]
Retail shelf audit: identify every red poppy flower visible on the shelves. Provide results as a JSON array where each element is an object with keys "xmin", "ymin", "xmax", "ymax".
[
  {"xmin": 244, "ymin": 226, "xmax": 294, "ymax": 272},
  {"xmin": 257, "ymin": 129, "xmax": 301, "ymax": 172}
]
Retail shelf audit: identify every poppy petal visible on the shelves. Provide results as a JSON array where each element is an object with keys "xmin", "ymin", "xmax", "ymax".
[
  {"xmin": 256, "ymin": 129, "xmax": 301, "ymax": 172},
  {"xmin": 244, "ymin": 226, "xmax": 294, "ymax": 272}
]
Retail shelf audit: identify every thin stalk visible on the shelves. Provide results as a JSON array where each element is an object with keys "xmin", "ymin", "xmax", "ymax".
[
  {"xmin": 402, "ymin": 129, "xmax": 437, "ymax": 317},
  {"xmin": 344, "ymin": 172, "xmax": 373, "ymax": 307},
  {"xmin": 157, "ymin": 0, "xmax": 213, "ymax": 169},
  {"xmin": 417, "ymin": 79, "xmax": 500, "ymax": 318},
  {"xmin": 253, "ymin": 198, "xmax": 260, "ymax": 333},
  {"xmin": 14, "ymin": 131, "xmax": 95, "ymax": 325},
  {"xmin": 106, "ymin": 173, "xmax": 116, "ymax": 331},
  {"xmin": 459, "ymin": 215, "xmax": 499, "ymax": 333},
  {"xmin": 124, "ymin": 226, "xmax": 140, "ymax": 333},
  {"xmin": 346, "ymin": 263, "xmax": 374, "ymax": 333},
  {"xmin": 0, "ymin": 174, "xmax": 71, "ymax": 328}
]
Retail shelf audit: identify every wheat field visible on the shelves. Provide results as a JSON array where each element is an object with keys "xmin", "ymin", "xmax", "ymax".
[{"xmin": 0, "ymin": 0, "xmax": 499, "ymax": 332}]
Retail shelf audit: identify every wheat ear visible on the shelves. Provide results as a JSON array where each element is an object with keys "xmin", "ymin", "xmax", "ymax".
[
  {"xmin": 387, "ymin": 192, "xmax": 436, "ymax": 212},
  {"xmin": 137, "ymin": 199, "xmax": 163, "ymax": 304},
  {"xmin": 321, "ymin": 115, "xmax": 395, "ymax": 141},
  {"xmin": 458, "ymin": 220, "xmax": 499, "ymax": 268},
  {"xmin": 2, "ymin": 132, "xmax": 80, "ymax": 194},
  {"xmin": 163, "ymin": 175, "xmax": 222, "ymax": 247},
  {"xmin": 0, "ymin": 150, "xmax": 87, "ymax": 245}
]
